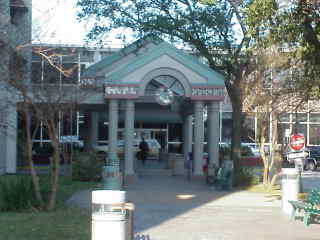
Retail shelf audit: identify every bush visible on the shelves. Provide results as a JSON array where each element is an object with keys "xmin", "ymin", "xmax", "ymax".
[
  {"xmin": 72, "ymin": 151, "xmax": 104, "ymax": 181},
  {"xmin": 34, "ymin": 144, "xmax": 54, "ymax": 155},
  {"xmin": 234, "ymin": 167, "xmax": 260, "ymax": 187},
  {"xmin": 0, "ymin": 176, "xmax": 39, "ymax": 211}
]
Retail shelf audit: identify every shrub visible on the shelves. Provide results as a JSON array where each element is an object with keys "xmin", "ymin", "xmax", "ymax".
[
  {"xmin": 72, "ymin": 151, "xmax": 104, "ymax": 181},
  {"xmin": 0, "ymin": 176, "xmax": 39, "ymax": 211},
  {"xmin": 34, "ymin": 144, "xmax": 54, "ymax": 155},
  {"xmin": 234, "ymin": 167, "xmax": 260, "ymax": 187}
]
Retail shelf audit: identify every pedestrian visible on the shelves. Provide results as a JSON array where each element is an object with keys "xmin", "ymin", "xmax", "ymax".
[{"xmin": 139, "ymin": 138, "xmax": 149, "ymax": 165}]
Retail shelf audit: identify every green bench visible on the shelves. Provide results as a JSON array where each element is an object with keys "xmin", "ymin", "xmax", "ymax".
[{"xmin": 289, "ymin": 189, "xmax": 320, "ymax": 226}]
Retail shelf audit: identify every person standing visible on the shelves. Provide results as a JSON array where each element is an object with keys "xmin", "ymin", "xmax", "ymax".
[{"xmin": 139, "ymin": 138, "xmax": 149, "ymax": 165}]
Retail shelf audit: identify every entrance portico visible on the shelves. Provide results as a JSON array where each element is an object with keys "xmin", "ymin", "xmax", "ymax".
[{"xmin": 82, "ymin": 36, "xmax": 225, "ymax": 180}]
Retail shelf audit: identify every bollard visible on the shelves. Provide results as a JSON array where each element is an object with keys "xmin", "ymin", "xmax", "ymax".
[
  {"xmin": 102, "ymin": 165, "xmax": 122, "ymax": 190},
  {"xmin": 125, "ymin": 202, "xmax": 135, "ymax": 240},
  {"xmin": 102, "ymin": 155, "xmax": 123, "ymax": 190},
  {"xmin": 92, "ymin": 190, "xmax": 126, "ymax": 240},
  {"xmin": 281, "ymin": 168, "xmax": 300, "ymax": 215}
]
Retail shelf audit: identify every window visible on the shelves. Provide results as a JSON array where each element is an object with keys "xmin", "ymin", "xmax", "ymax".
[
  {"xmin": 279, "ymin": 113, "xmax": 290, "ymax": 122},
  {"xmin": 221, "ymin": 112, "xmax": 232, "ymax": 143},
  {"xmin": 31, "ymin": 62, "xmax": 42, "ymax": 83},
  {"xmin": 277, "ymin": 123, "xmax": 290, "ymax": 144},
  {"xmin": 309, "ymin": 125, "xmax": 320, "ymax": 145},
  {"xmin": 61, "ymin": 63, "xmax": 78, "ymax": 84},
  {"xmin": 292, "ymin": 113, "xmax": 307, "ymax": 123},
  {"xmin": 241, "ymin": 114, "xmax": 255, "ymax": 143},
  {"xmin": 310, "ymin": 113, "xmax": 320, "ymax": 123},
  {"xmin": 43, "ymin": 61, "xmax": 60, "ymax": 84},
  {"xmin": 293, "ymin": 124, "xmax": 307, "ymax": 139}
]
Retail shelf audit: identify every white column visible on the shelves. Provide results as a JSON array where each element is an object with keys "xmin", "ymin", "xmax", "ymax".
[
  {"xmin": 6, "ymin": 105, "xmax": 17, "ymax": 174},
  {"xmin": 124, "ymin": 100, "xmax": 135, "ymax": 175},
  {"xmin": 193, "ymin": 101, "xmax": 204, "ymax": 176},
  {"xmin": 183, "ymin": 115, "xmax": 193, "ymax": 159},
  {"xmin": 108, "ymin": 100, "xmax": 119, "ymax": 160},
  {"xmin": 90, "ymin": 112, "xmax": 98, "ymax": 148},
  {"xmin": 208, "ymin": 101, "xmax": 220, "ymax": 167}
]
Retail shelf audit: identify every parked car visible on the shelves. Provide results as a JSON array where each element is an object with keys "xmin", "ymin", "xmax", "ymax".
[
  {"xmin": 60, "ymin": 135, "xmax": 84, "ymax": 148},
  {"xmin": 285, "ymin": 147, "xmax": 320, "ymax": 171},
  {"xmin": 219, "ymin": 143, "xmax": 263, "ymax": 167},
  {"xmin": 93, "ymin": 139, "xmax": 161, "ymax": 159}
]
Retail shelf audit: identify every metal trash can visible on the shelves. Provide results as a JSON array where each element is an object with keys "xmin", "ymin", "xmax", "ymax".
[
  {"xmin": 92, "ymin": 190, "xmax": 126, "ymax": 240},
  {"xmin": 281, "ymin": 168, "xmax": 300, "ymax": 215}
]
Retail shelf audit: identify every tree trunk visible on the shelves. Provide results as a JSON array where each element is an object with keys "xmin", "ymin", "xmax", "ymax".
[
  {"xmin": 83, "ymin": 111, "xmax": 92, "ymax": 152},
  {"xmin": 257, "ymin": 112, "xmax": 270, "ymax": 185},
  {"xmin": 25, "ymin": 110, "xmax": 43, "ymax": 205},
  {"xmin": 231, "ymin": 101, "xmax": 242, "ymax": 173},
  {"xmin": 226, "ymin": 73, "xmax": 243, "ymax": 186},
  {"xmin": 47, "ymin": 120, "xmax": 61, "ymax": 211},
  {"xmin": 229, "ymin": 88, "xmax": 242, "ymax": 175},
  {"xmin": 269, "ymin": 112, "xmax": 278, "ymax": 183},
  {"xmin": 260, "ymin": 125, "xmax": 270, "ymax": 185}
]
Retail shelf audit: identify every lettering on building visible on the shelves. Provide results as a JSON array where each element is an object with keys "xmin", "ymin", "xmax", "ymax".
[
  {"xmin": 104, "ymin": 85, "xmax": 139, "ymax": 98},
  {"xmin": 191, "ymin": 87, "xmax": 224, "ymax": 98}
]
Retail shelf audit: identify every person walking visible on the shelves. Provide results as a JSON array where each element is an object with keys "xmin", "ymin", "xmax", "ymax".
[{"xmin": 139, "ymin": 138, "xmax": 149, "ymax": 165}]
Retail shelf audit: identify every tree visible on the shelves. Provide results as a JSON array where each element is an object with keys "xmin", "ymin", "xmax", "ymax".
[
  {"xmin": 6, "ymin": 45, "xmax": 85, "ymax": 210},
  {"xmin": 242, "ymin": 47, "xmax": 290, "ymax": 186},
  {"xmin": 244, "ymin": 0, "xmax": 320, "ymax": 186},
  {"xmin": 246, "ymin": 0, "xmax": 320, "ymax": 99},
  {"xmin": 1, "ymin": 0, "xmax": 90, "ymax": 210},
  {"xmin": 77, "ymin": 0, "xmax": 258, "ymax": 177}
]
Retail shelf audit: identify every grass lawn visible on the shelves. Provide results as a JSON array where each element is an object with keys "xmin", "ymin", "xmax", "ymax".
[{"xmin": 0, "ymin": 175, "xmax": 98, "ymax": 240}]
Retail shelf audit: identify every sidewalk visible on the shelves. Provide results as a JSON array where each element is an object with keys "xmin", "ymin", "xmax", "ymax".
[{"xmin": 67, "ymin": 174, "xmax": 320, "ymax": 240}]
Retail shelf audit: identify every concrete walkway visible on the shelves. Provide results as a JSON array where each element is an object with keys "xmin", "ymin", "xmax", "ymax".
[{"xmin": 67, "ymin": 174, "xmax": 320, "ymax": 240}]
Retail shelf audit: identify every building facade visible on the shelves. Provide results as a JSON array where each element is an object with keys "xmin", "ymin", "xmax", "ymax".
[{"xmin": 0, "ymin": 0, "xmax": 32, "ymax": 175}]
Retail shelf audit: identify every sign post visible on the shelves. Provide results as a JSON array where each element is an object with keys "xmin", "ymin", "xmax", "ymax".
[{"xmin": 287, "ymin": 133, "xmax": 305, "ymax": 193}]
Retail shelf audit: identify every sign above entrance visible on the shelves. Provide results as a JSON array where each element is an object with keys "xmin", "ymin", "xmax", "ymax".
[
  {"xmin": 104, "ymin": 85, "xmax": 139, "ymax": 99},
  {"xmin": 191, "ymin": 86, "xmax": 225, "ymax": 100}
]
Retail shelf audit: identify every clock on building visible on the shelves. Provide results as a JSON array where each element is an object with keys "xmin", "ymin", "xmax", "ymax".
[{"xmin": 145, "ymin": 75, "xmax": 185, "ymax": 106}]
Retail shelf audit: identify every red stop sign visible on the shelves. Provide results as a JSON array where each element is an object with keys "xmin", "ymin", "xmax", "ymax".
[{"xmin": 290, "ymin": 134, "xmax": 305, "ymax": 151}]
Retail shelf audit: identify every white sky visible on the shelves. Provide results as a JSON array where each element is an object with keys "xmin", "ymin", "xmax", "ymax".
[
  {"xmin": 32, "ymin": 0, "xmax": 243, "ymax": 47},
  {"xmin": 32, "ymin": 0, "xmax": 127, "ymax": 47}
]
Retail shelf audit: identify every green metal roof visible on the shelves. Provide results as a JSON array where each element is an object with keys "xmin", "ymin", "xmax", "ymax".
[
  {"xmin": 82, "ymin": 35, "xmax": 162, "ymax": 78},
  {"xmin": 82, "ymin": 36, "xmax": 225, "ymax": 87}
]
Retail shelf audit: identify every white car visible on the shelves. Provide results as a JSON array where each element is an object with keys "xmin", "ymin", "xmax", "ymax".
[
  {"xmin": 93, "ymin": 139, "xmax": 161, "ymax": 159},
  {"xmin": 60, "ymin": 135, "xmax": 84, "ymax": 148}
]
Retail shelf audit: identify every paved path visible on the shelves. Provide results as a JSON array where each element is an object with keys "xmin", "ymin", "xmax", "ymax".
[{"xmin": 67, "ymin": 173, "xmax": 320, "ymax": 240}]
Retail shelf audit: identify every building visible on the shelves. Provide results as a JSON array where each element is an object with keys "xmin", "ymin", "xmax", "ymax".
[
  {"xmin": 28, "ymin": 36, "xmax": 225, "ymax": 180},
  {"xmin": 28, "ymin": 38, "xmax": 320, "ymax": 178},
  {"xmin": 0, "ymin": 0, "xmax": 32, "ymax": 175},
  {"xmin": 3, "ymin": 8, "xmax": 320, "ymax": 176}
]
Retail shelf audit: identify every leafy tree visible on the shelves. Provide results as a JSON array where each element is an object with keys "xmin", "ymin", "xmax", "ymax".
[
  {"xmin": 246, "ymin": 0, "xmax": 320, "ymax": 99},
  {"xmin": 77, "ymin": 0, "xmax": 257, "ymax": 176}
]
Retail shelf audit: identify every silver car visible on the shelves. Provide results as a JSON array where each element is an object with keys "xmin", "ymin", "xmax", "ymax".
[{"xmin": 93, "ymin": 139, "xmax": 161, "ymax": 159}]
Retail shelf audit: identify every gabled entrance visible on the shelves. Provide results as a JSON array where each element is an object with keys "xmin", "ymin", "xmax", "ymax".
[{"xmin": 82, "ymin": 35, "xmax": 225, "ymax": 181}]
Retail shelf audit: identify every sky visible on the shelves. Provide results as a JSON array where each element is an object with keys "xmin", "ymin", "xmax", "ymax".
[
  {"xmin": 32, "ymin": 0, "xmax": 127, "ymax": 47},
  {"xmin": 32, "ymin": 0, "xmax": 243, "ymax": 47}
]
